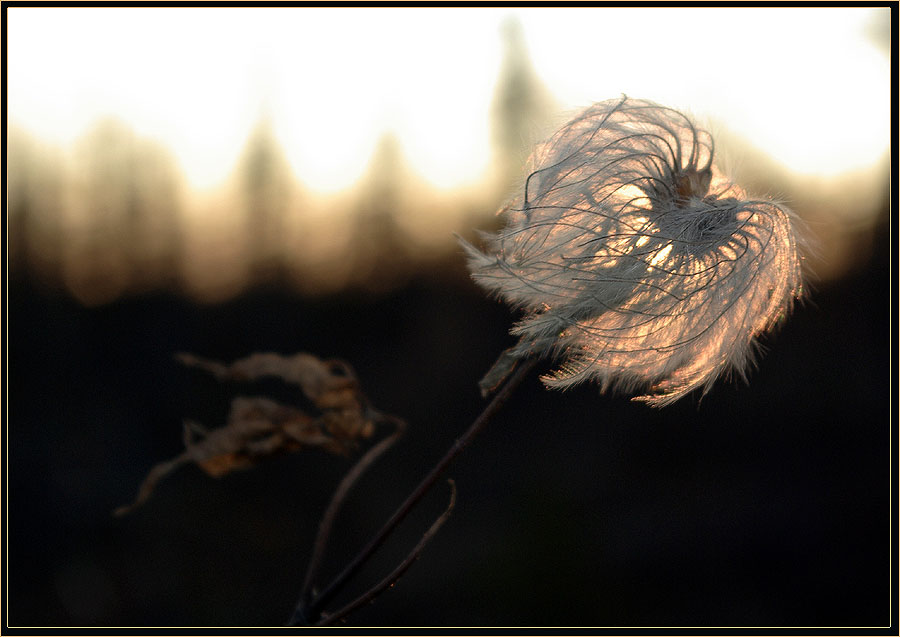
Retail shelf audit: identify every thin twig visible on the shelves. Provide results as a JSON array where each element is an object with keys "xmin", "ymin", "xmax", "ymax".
[
  {"xmin": 317, "ymin": 480, "xmax": 457, "ymax": 627},
  {"xmin": 290, "ymin": 357, "xmax": 537, "ymax": 625},
  {"xmin": 298, "ymin": 415, "xmax": 406, "ymax": 609}
]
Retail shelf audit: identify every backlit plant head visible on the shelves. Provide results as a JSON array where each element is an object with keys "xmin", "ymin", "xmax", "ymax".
[{"xmin": 462, "ymin": 95, "xmax": 803, "ymax": 406}]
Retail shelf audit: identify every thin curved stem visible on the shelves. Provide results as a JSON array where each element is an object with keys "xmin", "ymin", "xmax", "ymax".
[
  {"xmin": 317, "ymin": 480, "xmax": 457, "ymax": 627},
  {"xmin": 289, "ymin": 356, "xmax": 537, "ymax": 626},
  {"xmin": 299, "ymin": 415, "xmax": 406, "ymax": 606}
]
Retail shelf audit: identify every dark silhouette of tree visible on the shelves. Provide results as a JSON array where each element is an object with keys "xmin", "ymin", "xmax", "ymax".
[
  {"xmin": 8, "ymin": 128, "xmax": 66, "ymax": 288},
  {"xmin": 349, "ymin": 133, "xmax": 414, "ymax": 290},
  {"xmin": 235, "ymin": 118, "xmax": 296, "ymax": 284},
  {"xmin": 489, "ymin": 17, "xmax": 557, "ymax": 195},
  {"xmin": 64, "ymin": 119, "xmax": 184, "ymax": 304}
]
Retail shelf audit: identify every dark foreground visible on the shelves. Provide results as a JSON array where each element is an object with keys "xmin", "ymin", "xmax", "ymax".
[{"xmin": 7, "ymin": 225, "xmax": 891, "ymax": 627}]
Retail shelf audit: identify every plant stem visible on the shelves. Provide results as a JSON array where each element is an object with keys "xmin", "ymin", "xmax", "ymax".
[
  {"xmin": 316, "ymin": 480, "xmax": 457, "ymax": 626},
  {"xmin": 299, "ymin": 415, "xmax": 406, "ymax": 606},
  {"xmin": 290, "ymin": 356, "xmax": 537, "ymax": 625}
]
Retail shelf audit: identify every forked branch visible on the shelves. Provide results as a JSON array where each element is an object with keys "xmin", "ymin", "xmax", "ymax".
[
  {"xmin": 291, "ymin": 357, "xmax": 537, "ymax": 625},
  {"xmin": 299, "ymin": 414, "xmax": 406, "ymax": 607},
  {"xmin": 317, "ymin": 480, "xmax": 457, "ymax": 626}
]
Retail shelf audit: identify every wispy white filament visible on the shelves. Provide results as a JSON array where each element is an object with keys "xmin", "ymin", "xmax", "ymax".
[{"xmin": 462, "ymin": 96, "xmax": 802, "ymax": 406}]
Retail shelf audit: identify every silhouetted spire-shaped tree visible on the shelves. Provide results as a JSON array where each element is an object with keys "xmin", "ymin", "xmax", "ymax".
[
  {"xmin": 489, "ymin": 17, "xmax": 557, "ymax": 193},
  {"xmin": 349, "ymin": 133, "xmax": 413, "ymax": 289},
  {"xmin": 65, "ymin": 119, "xmax": 183, "ymax": 304},
  {"xmin": 236, "ymin": 118, "xmax": 296, "ymax": 284},
  {"xmin": 8, "ymin": 128, "xmax": 66, "ymax": 288}
]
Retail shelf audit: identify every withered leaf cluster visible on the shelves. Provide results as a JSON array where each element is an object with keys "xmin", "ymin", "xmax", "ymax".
[{"xmin": 114, "ymin": 352, "xmax": 378, "ymax": 516}]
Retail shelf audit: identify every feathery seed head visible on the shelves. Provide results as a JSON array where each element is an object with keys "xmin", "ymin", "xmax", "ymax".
[{"xmin": 462, "ymin": 96, "xmax": 803, "ymax": 406}]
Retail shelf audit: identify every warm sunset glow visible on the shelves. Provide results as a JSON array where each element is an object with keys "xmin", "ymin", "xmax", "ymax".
[
  {"xmin": 518, "ymin": 8, "xmax": 889, "ymax": 177},
  {"xmin": 648, "ymin": 244, "xmax": 674, "ymax": 268},
  {"xmin": 7, "ymin": 7, "xmax": 502, "ymax": 193},
  {"xmin": 7, "ymin": 7, "xmax": 889, "ymax": 194},
  {"xmin": 7, "ymin": 7, "xmax": 889, "ymax": 303}
]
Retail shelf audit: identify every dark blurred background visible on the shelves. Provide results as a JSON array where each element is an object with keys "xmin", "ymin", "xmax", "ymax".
[{"xmin": 5, "ymin": 7, "xmax": 892, "ymax": 628}]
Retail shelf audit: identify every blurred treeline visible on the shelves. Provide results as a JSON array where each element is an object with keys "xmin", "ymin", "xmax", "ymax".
[{"xmin": 7, "ymin": 21, "xmax": 889, "ymax": 306}]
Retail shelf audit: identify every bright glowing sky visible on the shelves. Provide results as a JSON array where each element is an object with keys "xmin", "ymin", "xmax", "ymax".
[{"xmin": 8, "ymin": 7, "xmax": 890, "ymax": 193}]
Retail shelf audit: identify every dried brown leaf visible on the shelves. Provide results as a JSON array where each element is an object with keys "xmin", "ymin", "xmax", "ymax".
[{"xmin": 115, "ymin": 352, "xmax": 380, "ymax": 516}]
